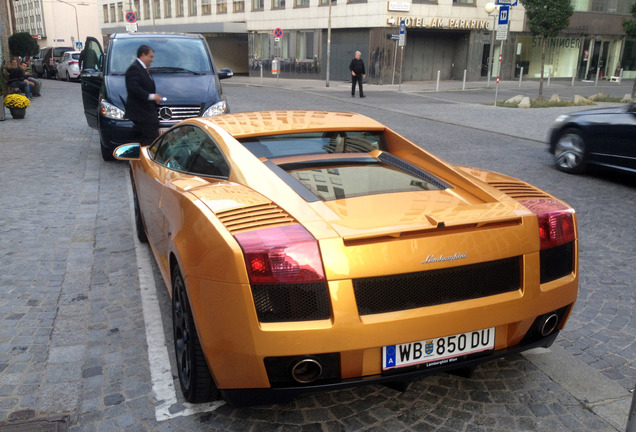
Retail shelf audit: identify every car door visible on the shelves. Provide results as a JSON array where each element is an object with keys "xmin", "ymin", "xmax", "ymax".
[
  {"xmin": 80, "ymin": 37, "xmax": 105, "ymax": 129},
  {"xmin": 588, "ymin": 105, "xmax": 636, "ymax": 171},
  {"xmin": 140, "ymin": 127, "xmax": 203, "ymax": 273}
]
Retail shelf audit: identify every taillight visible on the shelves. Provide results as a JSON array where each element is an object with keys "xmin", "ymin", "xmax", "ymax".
[
  {"xmin": 519, "ymin": 199, "xmax": 575, "ymax": 250},
  {"xmin": 69, "ymin": 61, "xmax": 78, "ymax": 65},
  {"xmin": 234, "ymin": 225, "xmax": 325, "ymax": 284}
]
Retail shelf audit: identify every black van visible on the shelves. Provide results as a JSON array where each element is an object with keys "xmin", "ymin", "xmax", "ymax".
[{"xmin": 80, "ymin": 33, "xmax": 233, "ymax": 160}]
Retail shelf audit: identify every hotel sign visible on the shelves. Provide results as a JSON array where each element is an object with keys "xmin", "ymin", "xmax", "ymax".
[{"xmin": 388, "ymin": 16, "xmax": 489, "ymax": 30}]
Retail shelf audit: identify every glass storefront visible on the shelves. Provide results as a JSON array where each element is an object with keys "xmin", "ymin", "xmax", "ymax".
[{"xmin": 516, "ymin": 36, "xmax": 582, "ymax": 78}]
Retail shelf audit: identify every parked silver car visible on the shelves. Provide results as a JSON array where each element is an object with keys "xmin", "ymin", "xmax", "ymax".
[{"xmin": 56, "ymin": 51, "xmax": 81, "ymax": 81}]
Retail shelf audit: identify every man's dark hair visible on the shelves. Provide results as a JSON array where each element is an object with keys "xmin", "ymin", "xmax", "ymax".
[
  {"xmin": 20, "ymin": 61, "xmax": 27, "ymax": 66},
  {"xmin": 136, "ymin": 45, "xmax": 154, "ymax": 58}
]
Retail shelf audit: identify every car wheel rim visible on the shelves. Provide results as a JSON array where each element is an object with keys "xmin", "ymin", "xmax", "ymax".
[
  {"xmin": 554, "ymin": 133, "xmax": 585, "ymax": 169},
  {"xmin": 173, "ymin": 275, "xmax": 192, "ymax": 390}
]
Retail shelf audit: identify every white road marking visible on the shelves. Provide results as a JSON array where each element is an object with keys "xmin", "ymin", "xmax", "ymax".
[{"xmin": 126, "ymin": 178, "xmax": 226, "ymax": 421}]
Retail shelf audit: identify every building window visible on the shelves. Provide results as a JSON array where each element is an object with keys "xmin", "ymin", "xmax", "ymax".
[
  {"xmin": 134, "ymin": 0, "xmax": 140, "ymax": 15},
  {"xmin": 201, "ymin": 0, "xmax": 211, "ymax": 14},
  {"xmin": 452, "ymin": 0, "xmax": 474, "ymax": 4},
  {"xmin": 103, "ymin": 4, "xmax": 109, "ymax": 22},
  {"xmin": 143, "ymin": 0, "xmax": 150, "ymax": 18},
  {"xmin": 252, "ymin": 0, "xmax": 264, "ymax": 9},
  {"xmin": 110, "ymin": 4, "xmax": 116, "ymax": 22},
  {"xmin": 189, "ymin": 0, "xmax": 197, "ymax": 15},
  {"xmin": 217, "ymin": 0, "xmax": 227, "ymax": 13},
  {"xmin": 272, "ymin": 0, "xmax": 284, "ymax": 8},
  {"xmin": 153, "ymin": 0, "xmax": 160, "ymax": 17},
  {"xmin": 295, "ymin": 0, "xmax": 308, "ymax": 6},
  {"xmin": 164, "ymin": 0, "xmax": 172, "ymax": 17},
  {"xmin": 297, "ymin": 31, "xmax": 314, "ymax": 59},
  {"xmin": 117, "ymin": 2, "xmax": 123, "ymax": 21},
  {"xmin": 233, "ymin": 0, "xmax": 244, "ymax": 11},
  {"xmin": 176, "ymin": 0, "xmax": 184, "ymax": 15},
  {"xmin": 346, "ymin": 0, "xmax": 365, "ymax": 4}
]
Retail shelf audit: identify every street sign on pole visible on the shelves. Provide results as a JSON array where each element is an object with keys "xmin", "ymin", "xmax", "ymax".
[
  {"xmin": 274, "ymin": 27, "xmax": 283, "ymax": 38},
  {"xmin": 498, "ymin": 5, "xmax": 509, "ymax": 25},
  {"xmin": 398, "ymin": 20, "xmax": 406, "ymax": 47},
  {"xmin": 125, "ymin": 10, "xmax": 137, "ymax": 23},
  {"xmin": 496, "ymin": 0, "xmax": 517, "ymax": 5}
]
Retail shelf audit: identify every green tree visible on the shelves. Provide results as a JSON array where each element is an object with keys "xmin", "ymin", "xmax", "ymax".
[
  {"xmin": 8, "ymin": 32, "xmax": 39, "ymax": 59},
  {"xmin": 519, "ymin": 0, "xmax": 574, "ymax": 100},
  {"xmin": 623, "ymin": 3, "xmax": 636, "ymax": 97}
]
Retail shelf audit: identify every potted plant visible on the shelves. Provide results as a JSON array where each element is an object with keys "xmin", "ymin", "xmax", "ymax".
[{"xmin": 4, "ymin": 93, "xmax": 30, "ymax": 119}]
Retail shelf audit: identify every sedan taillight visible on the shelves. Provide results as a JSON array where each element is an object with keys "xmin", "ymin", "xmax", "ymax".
[
  {"xmin": 519, "ymin": 199, "xmax": 575, "ymax": 250},
  {"xmin": 69, "ymin": 61, "xmax": 78, "ymax": 65},
  {"xmin": 234, "ymin": 225, "xmax": 325, "ymax": 284}
]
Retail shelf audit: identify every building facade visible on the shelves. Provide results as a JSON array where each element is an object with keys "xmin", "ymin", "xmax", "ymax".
[
  {"xmin": 12, "ymin": 0, "xmax": 101, "ymax": 52},
  {"xmin": 86, "ymin": 0, "xmax": 636, "ymax": 83}
]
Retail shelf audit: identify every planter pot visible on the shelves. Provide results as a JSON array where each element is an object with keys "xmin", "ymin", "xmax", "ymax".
[{"xmin": 9, "ymin": 108, "xmax": 26, "ymax": 119}]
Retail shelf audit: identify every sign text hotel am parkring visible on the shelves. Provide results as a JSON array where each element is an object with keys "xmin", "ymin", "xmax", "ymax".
[{"xmin": 388, "ymin": 16, "xmax": 490, "ymax": 30}]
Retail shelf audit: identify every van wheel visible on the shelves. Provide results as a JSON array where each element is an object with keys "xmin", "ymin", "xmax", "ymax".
[
  {"xmin": 172, "ymin": 266, "xmax": 218, "ymax": 403},
  {"xmin": 100, "ymin": 141, "xmax": 115, "ymax": 161},
  {"xmin": 43, "ymin": 67, "xmax": 50, "ymax": 79}
]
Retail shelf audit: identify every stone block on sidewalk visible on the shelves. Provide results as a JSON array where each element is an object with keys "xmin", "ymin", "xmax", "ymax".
[
  {"xmin": 518, "ymin": 97, "xmax": 531, "ymax": 108},
  {"xmin": 550, "ymin": 94, "xmax": 561, "ymax": 103},
  {"xmin": 574, "ymin": 95, "xmax": 593, "ymax": 105},
  {"xmin": 587, "ymin": 92, "xmax": 607, "ymax": 101},
  {"xmin": 505, "ymin": 95, "xmax": 524, "ymax": 104},
  {"xmin": 620, "ymin": 93, "xmax": 632, "ymax": 103}
]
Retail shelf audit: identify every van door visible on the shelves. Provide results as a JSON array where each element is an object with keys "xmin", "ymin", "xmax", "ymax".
[{"xmin": 80, "ymin": 37, "xmax": 105, "ymax": 129}]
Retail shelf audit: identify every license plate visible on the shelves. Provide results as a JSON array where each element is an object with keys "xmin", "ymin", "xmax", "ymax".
[{"xmin": 383, "ymin": 328, "xmax": 495, "ymax": 370}]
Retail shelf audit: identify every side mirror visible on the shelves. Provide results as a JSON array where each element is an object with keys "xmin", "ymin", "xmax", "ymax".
[
  {"xmin": 218, "ymin": 68, "xmax": 233, "ymax": 80},
  {"xmin": 114, "ymin": 143, "xmax": 141, "ymax": 160}
]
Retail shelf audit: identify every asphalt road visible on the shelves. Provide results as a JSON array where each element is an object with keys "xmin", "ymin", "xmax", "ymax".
[{"xmin": 0, "ymin": 77, "xmax": 634, "ymax": 432}]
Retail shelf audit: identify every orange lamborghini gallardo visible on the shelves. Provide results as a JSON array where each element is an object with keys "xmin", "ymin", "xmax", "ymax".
[{"xmin": 114, "ymin": 111, "xmax": 578, "ymax": 407}]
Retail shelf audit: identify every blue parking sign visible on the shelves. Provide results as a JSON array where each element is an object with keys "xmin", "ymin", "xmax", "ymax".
[{"xmin": 498, "ymin": 5, "xmax": 510, "ymax": 25}]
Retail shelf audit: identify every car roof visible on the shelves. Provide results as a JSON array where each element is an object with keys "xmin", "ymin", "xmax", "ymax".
[
  {"xmin": 110, "ymin": 32, "xmax": 203, "ymax": 40},
  {"xmin": 198, "ymin": 111, "xmax": 386, "ymax": 139}
]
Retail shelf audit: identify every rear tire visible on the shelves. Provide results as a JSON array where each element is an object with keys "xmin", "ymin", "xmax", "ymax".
[
  {"xmin": 172, "ymin": 266, "xmax": 218, "ymax": 403},
  {"xmin": 553, "ymin": 128, "xmax": 587, "ymax": 174},
  {"xmin": 132, "ymin": 182, "xmax": 148, "ymax": 243},
  {"xmin": 43, "ymin": 67, "xmax": 50, "ymax": 79},
  {"xmin": 66, "ymin": 72, "xmax": 70, "ymax": 82}
]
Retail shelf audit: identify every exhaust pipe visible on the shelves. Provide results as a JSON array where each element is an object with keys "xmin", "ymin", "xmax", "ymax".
[
  {"xmin": 540, "ymin": 313, "xmax": 559, "ymax": 337},
  {"xmin": 291, "ymin": 358, "xmax": 322, "ymax": 384}
]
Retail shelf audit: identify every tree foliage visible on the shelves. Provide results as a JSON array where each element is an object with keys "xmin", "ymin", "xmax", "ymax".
[
  {"xmin": 519, "ymin": 0, "xmax": 574, "ymax": 100},
  {"xmin": 8, "ymin": 32, "xmax": 40, "ymax": 58},
  {"xmin": 520, "ymin": 0, "xmax": 574, "ymax": 38}
]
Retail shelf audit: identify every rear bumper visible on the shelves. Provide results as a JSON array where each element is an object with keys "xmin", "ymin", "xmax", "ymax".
[{"xmin": 220, "ymin": 331, "xmax": 559, "ymax": 407}]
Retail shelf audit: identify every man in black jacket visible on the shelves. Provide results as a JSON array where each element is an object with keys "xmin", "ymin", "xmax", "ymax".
[
  {"xmin": 349, "ymin": 51, "xmax": 366, "ymax": 98},
  {"xmin": 125, "ymin": 45, "xmax": 163, "ymax": 146}
]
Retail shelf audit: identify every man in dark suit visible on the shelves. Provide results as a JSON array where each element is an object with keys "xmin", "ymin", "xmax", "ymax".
[{"xmin": 125, "ymin": 45, "xmax": 163, "ymax": 146}]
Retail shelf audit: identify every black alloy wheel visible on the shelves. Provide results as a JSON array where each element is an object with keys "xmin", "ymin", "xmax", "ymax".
[
  {"xmin": 132, "ymin": 182, "xmax": 148, "ymax": 243},
  {"xmin": 172, "ymin": 266, "xmax": 218, "ymax": 403}
]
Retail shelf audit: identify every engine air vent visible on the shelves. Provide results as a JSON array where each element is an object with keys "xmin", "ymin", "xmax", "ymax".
[
  {"xmin": 216, "ymin": 203, "xmax": 296, "ymax": 234},
  {"xmin": 487, "ymin": 181, "xmax": 551, "ymax": 200}
]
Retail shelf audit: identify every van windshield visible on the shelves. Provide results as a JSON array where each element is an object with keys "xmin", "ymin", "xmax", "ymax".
[{"xmin": 108, "ymin": 38, "xmax": 213, "ymax": 75}]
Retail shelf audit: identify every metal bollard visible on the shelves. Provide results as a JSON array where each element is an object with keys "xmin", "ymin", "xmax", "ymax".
[
  {"xmin": 571, "ymin": 68, "xmax": 576, "ymax": 87},
  {"xmin": 547, "ymin": 68, "xmax": 551, "ymax": 88},
  {"xmin": 260, "ymin": 63, "xmax": 263, "ymax": 85},
  {"xmin": 462, "ymin": 69, "xmax": 466, "ymax": 91},
  {"xmin": 595, "ymin": 68, "xmax": 600, "ymax": 86},
  {"xmin": 436, "ymin": 70, "xmax": 440, "ymax": 92},
  {"xmin": 619, "ymin": 68, "xmax": 624, "ymax": 85},
  {"xmin": 519, "ymin": 67, "xmax": 523, "ymax": 87}
]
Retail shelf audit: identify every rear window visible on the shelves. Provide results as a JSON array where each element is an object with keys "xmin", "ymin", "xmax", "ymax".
[
  {"xmin": 239, "ymin": 132, "xmax": 385, "ymax": 158},
  {"xmin": 72, "ymin": 53, "xmax": 80, "ymax": 60},
  {"xmin": 53, "ymin": 47, "xmax": 72, "ymax": 56},
  {"xmin": 281, "ymin": 158, "xmax": 445, "ymax": 201},
  {"xmin": 108, "ymin": 37, "xmax": 213, "ymax": 75}
]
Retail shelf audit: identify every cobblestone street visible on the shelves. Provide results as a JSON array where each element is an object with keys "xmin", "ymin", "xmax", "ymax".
[{"xmin": 0, "ymin": 77, "xmax": 634, "ymax": 431}]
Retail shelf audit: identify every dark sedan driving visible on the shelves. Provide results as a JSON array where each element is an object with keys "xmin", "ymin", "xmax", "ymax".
[{"xmin": 548, "ymin": 102, "xmax": 636, "ymax": 174}]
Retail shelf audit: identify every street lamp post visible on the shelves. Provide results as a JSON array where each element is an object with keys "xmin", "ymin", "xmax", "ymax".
[
  {"xmin": 485, "ymin": 2, "xmax": 498, "ymax": 89},
  {"xmin": 325, "ymin": 0, "xmax": 332, "ymax": 87},
  {"xmin": 57, "ymin": 0, "xmax": 79, "ymax": 47}
]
